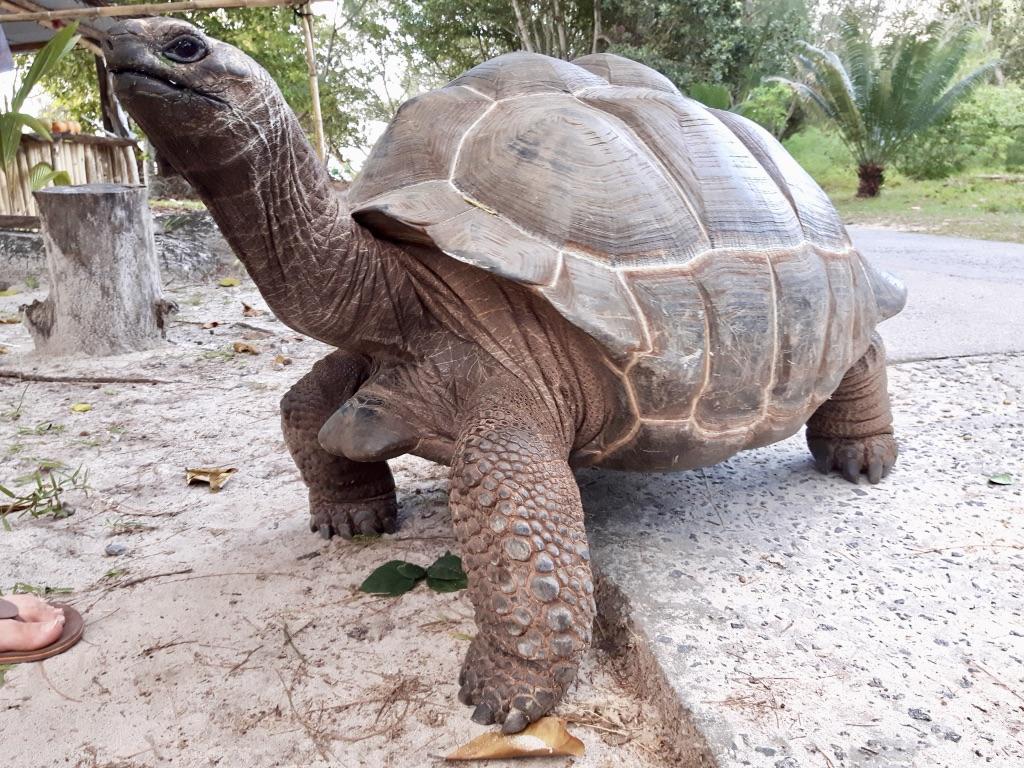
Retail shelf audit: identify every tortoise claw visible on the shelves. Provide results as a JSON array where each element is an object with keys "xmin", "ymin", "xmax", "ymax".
[
  {"xmin": 502, "ymin": 708, "xmax": 530, "ymax": 734},
  {"xmin": 807, "ymin": 434, "xmax": 898, "ymax": 485},
  {"xmin": 471, "ymin": 702, "xmax": 495, "ymax": 725}
]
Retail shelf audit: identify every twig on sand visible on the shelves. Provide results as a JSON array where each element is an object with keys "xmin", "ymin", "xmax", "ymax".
[
  {"xmin": 699, "ymin": 468, "xmax": 724, "ymax": 526},
  {"xmin": 227, "ymin": 644, "xmax": 263, "ymax": 676},
  {"xmin": 38, "ymin": 661, "xmax": 83, "ymax": 703},
  {"xmin": 282, "ymin": 622, "xmax": 307, "ymax": 665},
  {"xmin": 0, "ymin": 370, "xmax": 178, "ymax": 385},
  {"xmin": 810, "ymin": 742, "xmax": 836, "ymax": 768},
  {"xmin": 112, "ymin": 568, "xmax": 194, "ymax": 590},
  {"xmin": 276, "ymin": 668, "xmax": 334, "ymax": 762},
  {"xmin": 141, "ymin": 639, "xmax": 197, "ymax": 657}
]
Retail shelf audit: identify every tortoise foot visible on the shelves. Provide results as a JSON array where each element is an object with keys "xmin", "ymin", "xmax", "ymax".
[
  {"xmin": 457, "ymin": 634, "xmax": 574, "ymax": 733},
  {"xmin": 808, "ymin": 433, "xmax": 897, "ymax": 484},
  {"xmin": 308, "ymin": 493, "xmax": 397, "ymax": 539}
]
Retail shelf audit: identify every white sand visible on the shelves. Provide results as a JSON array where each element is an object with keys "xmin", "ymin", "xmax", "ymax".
[{"xmin": 0, "ymin": 280, "xmax": 675, "ymax": 768}]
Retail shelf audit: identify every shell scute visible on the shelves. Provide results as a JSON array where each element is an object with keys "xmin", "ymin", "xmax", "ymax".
[
  {"xmin": 449, "ymin": 51, "xmax": 606, "ymax": 99},
  {"xmin": 572, "ymin": 53, "xmax": 681, "ymax": 95},
  {"xmin": 351, "ymin": 86, "xmax": 489, "ymax": 204},
  {"xmin": 625, "ymin": 271, "xmax": 706, "ymax": 420},
  {"xmin": 690, "ymin": 254, "xmax": 775, "ymax": 432},
  {"xmin": 452, "ymin": 95, "xmax": 707, "ymax": 267}
]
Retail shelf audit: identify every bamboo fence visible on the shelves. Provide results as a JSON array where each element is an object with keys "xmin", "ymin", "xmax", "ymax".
[{"xmin": 0, "ymin": 133, "xmax": 140, "ymax": 217}]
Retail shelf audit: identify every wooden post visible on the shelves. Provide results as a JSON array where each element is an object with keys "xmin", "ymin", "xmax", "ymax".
[
  {"xmin": 21, "ymin": 184, "xmax": 175, "ymax": 357},
  {"xmin": 299, "ymin": 3, "xmax": 326, "ymax": 162}
]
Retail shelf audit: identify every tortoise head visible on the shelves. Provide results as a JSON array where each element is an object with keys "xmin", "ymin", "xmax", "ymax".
[{"xmin": 105, "ymin": 18, "xmax": 286, "ymax": 179}]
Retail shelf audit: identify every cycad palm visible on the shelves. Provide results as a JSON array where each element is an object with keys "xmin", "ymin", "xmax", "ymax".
[{"xmin": 772, "ymin": 21, "xmax": 997, "ymax": 196}]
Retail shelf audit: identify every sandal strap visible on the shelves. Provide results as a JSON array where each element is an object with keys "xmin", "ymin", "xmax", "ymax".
[{"xmin": 0, "ymin": 599, "xmax": 19, "ymax": 620}]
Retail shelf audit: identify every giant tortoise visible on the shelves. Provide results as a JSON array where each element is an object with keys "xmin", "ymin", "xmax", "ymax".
[{"xmin": 107, "ymin": 19, "xmax": 906, "ymax": 733}]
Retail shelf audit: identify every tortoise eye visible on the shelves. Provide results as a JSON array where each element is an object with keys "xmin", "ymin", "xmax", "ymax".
[{"xmin": 163, "ymin": 35, "xmax": 207, "ymax": 64}]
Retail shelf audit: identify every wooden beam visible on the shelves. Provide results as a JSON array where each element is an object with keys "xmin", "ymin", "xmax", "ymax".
[
  {"xmin": 0, "ymin": 0, "xmax": 104, "ymax": 55},
  {"xmin": 0, "ymin": 0, "xmax": 295, "ymax": 22},
  {"xmin": 298, "ymin": 3, "xmax": 325, "ymax": 161}
]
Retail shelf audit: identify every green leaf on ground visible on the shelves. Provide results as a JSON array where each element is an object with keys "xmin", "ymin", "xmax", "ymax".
[
  {"xmin": 988, "ymin": 473, "xmax": 1014, "ymax": 485},
  {"xmin": 217, "ymin": 277, "xmax": 240, "ymax": 288},
  {"xmin": 0, "ymin": 664, "xmax": 13, "ymax": 686},
  {"xmin": 426, "ymin": 551, "xmax": 468, "ymax": 593},
  {"xmin": 359, "ymin": 560, "xmax": 422, "ymax": 596},
  {"xmin": 428, "ymin": 574, "xmax": 468, "ymax": 592},
  {"xmin": 396, "ymin": 562, "xmax": 427, "ymax": 581}
]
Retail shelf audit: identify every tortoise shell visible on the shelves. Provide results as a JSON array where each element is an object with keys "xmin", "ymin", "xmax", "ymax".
[{"xmin": 349, "ymin": 52, "xmax": 906, "ymax": 470}]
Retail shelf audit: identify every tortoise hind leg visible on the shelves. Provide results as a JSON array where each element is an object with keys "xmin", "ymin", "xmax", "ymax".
[{"xmin": 806, "ymin": 332, "xmax": 897, "ymax": 484}]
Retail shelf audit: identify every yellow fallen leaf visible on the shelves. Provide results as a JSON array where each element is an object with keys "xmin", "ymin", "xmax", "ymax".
[
  {"xmin": 0, "ymin": 314, "xmax": 20, "ymax": 324},
  {"xmin": 70, "ymin": 403, "xmax": 92, "ymax": 413},
  {"xmin": 0, "ymin": 345, "xmax": 7, "ymax": 354},
  {"xmin": 218, "ymin": 277, "xmax": 240, "ymax": 288},
  {"xmin": 242, "ymin": 302, "xmax": 265, "ymax": 317},
  {"xmin": 446, "ymin": 717, "xmax": 584, "ymax": 761},
  {"xmin": 0, "ymin": 288, "xmax": 19, "ymax": 297},
  {"xmin": 272, "ymin": 354, "xmax": 292, "ymax": 366},
  {"xmin": 233, "ymin": 341, "xmax": 259, "ymax": 355},
  {"xmin": 185, "ymin": 466, "xmax": 237, "ymax": 492}
]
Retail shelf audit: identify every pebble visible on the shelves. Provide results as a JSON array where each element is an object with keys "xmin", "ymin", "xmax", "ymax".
[{"xmin": 104, "ymin": 542, "xmax": 128, "ymax": 557}]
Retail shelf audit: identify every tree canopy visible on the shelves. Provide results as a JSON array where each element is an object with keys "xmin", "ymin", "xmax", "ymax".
[{"xmin": 29, "ymin": 0, "xmax": 1024, "ymax": 167}]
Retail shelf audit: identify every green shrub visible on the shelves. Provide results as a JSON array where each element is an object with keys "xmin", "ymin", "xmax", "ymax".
[
  {"xmin": 736, "ymin": 83, "xmax": 794, "ymax": 138},
  {"xmin": 897, "ymin": 84, "xmax": 1024, "ymax": 179},
  {"xmin": 896, "ymin": 120, "xmax": 971, "ymax": 179},
  {"xmin": 1007, "ymin": 131, "xmax": 1024, "ymax": 172},
  {"xmin": 688, "ymin": 82, "xmax": 732, "ymax": 109},
  {"xmin": 782, "ymin": 126, "xmax": 853, "ymax": 187}
]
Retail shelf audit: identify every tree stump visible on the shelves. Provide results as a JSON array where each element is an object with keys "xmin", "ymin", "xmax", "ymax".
[{"xmin": 22, "ymin": 184, "xmax": 174, "ymax": 357}]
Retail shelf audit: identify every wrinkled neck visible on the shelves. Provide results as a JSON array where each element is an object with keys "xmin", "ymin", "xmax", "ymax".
[
  {"xmin": 189, "ymin": 112, "xmax": 339, "ymax": 295},
  {"xmin": 178, "ymin": 107, "xmax": 411, "ymax": 351}
]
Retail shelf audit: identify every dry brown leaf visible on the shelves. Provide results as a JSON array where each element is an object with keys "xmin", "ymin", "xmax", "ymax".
[
  {"xmin": 241, "ymin": 302, "xmax": 265, "ymax": 317},
  {"xmin": 232, "ymin": 341, "xmax": 259, "ymax": 355},
  {"xmin": 446, "ymin": 717, "xmax": 584, "ymax": 761},
  {"xmin": 273, "ymin": 354, "xmax": 292, "ymax": 366},
  {"xmin": 0, "ymin": 314, "xmax": 20, "ymax": 324},
  {"xmin": 0, "ymin": 345, "xmax": 7, "ymax": 354},
  {"xmin": 185, "ymin": 467, "xmax": 237, "ymax": 492},
  {"xmin": 202, "ymin": 321, "xmax": 220, "ymax": 330}
]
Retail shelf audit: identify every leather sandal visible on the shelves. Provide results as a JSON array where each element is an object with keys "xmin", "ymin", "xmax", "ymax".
[{"xmin": 0, "ymin": 598, "xmax": 84, "ymax": 664}]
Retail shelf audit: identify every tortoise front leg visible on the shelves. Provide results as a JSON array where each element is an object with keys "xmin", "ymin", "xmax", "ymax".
[
  {"xmin": 807, "ymin": 332, "xmax": 898, "ymax": 483},
  {"xmin": 281, "ymin": 351, "xmax": 398, "ymax": 537},
  {"xmin": 451, "ymin": 389, "xmax": 594, "ymax": 733}
]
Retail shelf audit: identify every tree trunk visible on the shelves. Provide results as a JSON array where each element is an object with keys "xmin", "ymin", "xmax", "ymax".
[
  {"xmin": 856, "ymin": 163, "xmax": 885, "ymax": 198},
  {"xmin": 21, "ymin": 184, "xmax": 175, "ymax": 357}
]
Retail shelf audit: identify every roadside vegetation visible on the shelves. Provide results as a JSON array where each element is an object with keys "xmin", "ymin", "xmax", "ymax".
[{"xmin": 26, "ymin": 0, "xmax": 1022, "ymax": 241}]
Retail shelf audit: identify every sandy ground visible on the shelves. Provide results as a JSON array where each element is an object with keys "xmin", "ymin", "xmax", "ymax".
[{"xmin": 0, "ymin": 280, "xmax": 676, "ymax": 768}]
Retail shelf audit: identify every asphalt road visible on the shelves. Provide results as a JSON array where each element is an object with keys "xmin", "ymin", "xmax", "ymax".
[{"xmin": 849, "ymin": 226, "xmax": 1024, "ymax": 362}]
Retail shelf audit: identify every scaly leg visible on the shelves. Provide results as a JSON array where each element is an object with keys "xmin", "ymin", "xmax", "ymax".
[
  {"xmin": 451, "ymin": 386, "xmax": 594, "ymax": 733},
  {"xmin": 281, "ymin": 352, "xmax": 398, "ymax": 537},
  {"xmin": 807, "ymin": 332, "xmax": 898, "ymax": 484}
]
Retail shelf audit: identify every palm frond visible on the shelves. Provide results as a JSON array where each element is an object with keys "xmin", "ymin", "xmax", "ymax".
[{"xmin": 776, "ymin": 22, "xmax": 998, "ymax": 175}]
